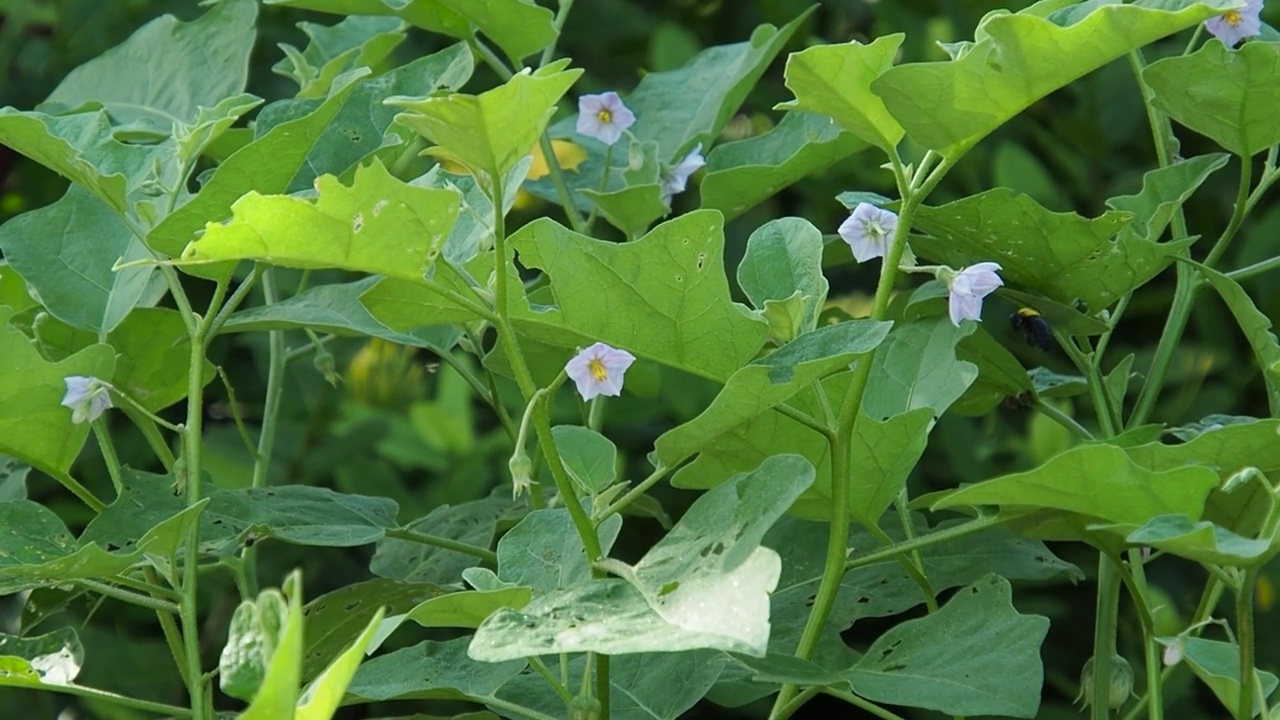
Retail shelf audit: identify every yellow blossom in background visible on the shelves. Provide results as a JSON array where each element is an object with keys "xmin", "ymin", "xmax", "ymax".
[
  {"xmin": 825, "ymin": 291, "xmax": 880, "ymax": 320},
  {"xmin": 438, "ymin": 140, "xmax": 587, "ymax": 210},
  {"xmin": 345, "ymin": 338, "xmax": 425, "ymax": 411},
  {"xmin": 1259, "ymin": 573, "xmax": 1275, "ymax": 612}
]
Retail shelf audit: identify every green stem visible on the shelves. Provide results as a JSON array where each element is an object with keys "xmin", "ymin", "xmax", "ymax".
[
  {"xmin": 1239, "ymin": 570, "xmax": 1259, "ymax": 720},
  {"xmin": 596, "ymin": 463, "xmax": 670, "ymax": 523},
  {"xmin": 92, "ymin": 420, "xmax": 124, "ymax": 497},
  {"xmin": 214, "ymin": 366, "xmax": 261, "ymax": 464},
  {"xmin": 48, "ymin": 470, "xmax": 106, "ymax": 513},
  {"xmin": 774, "ymin": 402, "xmax": 833, "ymax": 437},
  {"xmin": 538, "ymin": 0, "xmax": 574, "ymax": 67},
  {"xmin": 242, "ymin": 270, "xmax": 285, "ymax": 598},
  {"xmin": 147, "ymin": 567, "xmax": 192, "ymax": 689},
  {"xmin": 1204, "ymin": 155, "xmax": 1254, "ymax": 268},
  {"xmin": 528, "ymin": 656, "xmax": 574, "ymax": 707},
  {"xmin": 110, "ymin": 386, "xmax": 184, "ymax": 433},
  {"xmin": 0, "ymin": 680, "xmax": 194, "ymax": 717},
  {"xmin": 1124, "ymin": 549, "xmax": 1164, "ymax": 720},
  {"xmin": 205, "ymin": 265, "xmax": 263, "ymax": 340},
  {"xmin": 891, "ymin": 495, "xmax": 938, "ymax": 612},
  {"xmin": 78, "ymin": 579, "xmax": 180, "ymax": 614},
  {"xmin": 479, "ymin": 697, "xmax": 562, "ymax": 720},
  {"xmin": 1227, "ymin": 255, "xmax": 1280, "ymax": 283},
  {"xmin": 844, "ymin": 514, "xmax": 1003, "ymax": 571},
  {"xmin": 587, "ymin": 395, "xmax": 605, "ymax": 431},
  {"xmin": 538, "ymin": 134, "xmax": 589, "ymax": 234},
  {"xmin": 584, "ymin": 144, "xmax": 614, "ymax": 231},
  {"xmin": 1092, "ymin": 555, "xmax": 1123, "ymax": 719},
  {"xmin": 124, "ymin": 407, "xmax": 177, "ymax": 472},
  {"xmin": 819, "ymin": 687, "xmax": 909, "ymax": 720},
  {"xmin": 383, "ymin": 527, "xmax": 498, "ymax": 563},
  {"xmin": 1121, "ymin": 579, "xmax": 1226, "ymax": 720},
  {"xmin": 1035, "ymin": 399, "xmax": 1096, "ymax": 441},
  {"xmin": 439, "ymin": 349, "xmax": 517, "ymax": 441},
  {"xmin": 772, "ymin": 686, "xmax": 822, "ymax": 720}
]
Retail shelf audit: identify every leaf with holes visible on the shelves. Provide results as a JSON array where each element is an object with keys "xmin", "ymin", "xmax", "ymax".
[
  {"xmin": 371, "ymin": 492, "xmax": 511, "ymax": 585},
  {"xmin": 301, "ymin": 579, "xmax": 444, "ymax": 681}
]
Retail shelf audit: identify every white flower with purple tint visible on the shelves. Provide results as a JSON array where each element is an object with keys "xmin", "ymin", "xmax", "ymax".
[
  {"xmin": 565, "ymin": 342, "xmax": 636, "ymax": 401},
  {"xmin": 1205, "ymin": 0, "xmax": 1263, "ymax": 47},
  {"xmin": 661, "ymin": 144, "xmax": 706, "ymax": 205},
  {"xmin": 838, "ymin": 203, "xmax": 898, "ymax": 263},
  {"xmin": 61, "ymin": 376, "xmax": 113, "ymax": 424},
  {"xmin": 945, "ymin": 262, "xmax": 1004, "ymax": 326},
  {"xmin": 576, "ymin": 92, "xmax": 636, "ymax": 146}
]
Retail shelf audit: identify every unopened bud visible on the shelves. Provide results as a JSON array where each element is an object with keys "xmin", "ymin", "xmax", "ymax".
[
  {"xmin": 1076, "ymin": 654, "xmax": 1133, "ymax": 710},
  {"xmin": 509, "ymin": 452, "xmax": 533, "ymax": 499}
]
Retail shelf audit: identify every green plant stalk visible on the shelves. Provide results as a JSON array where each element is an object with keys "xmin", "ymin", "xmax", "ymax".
[
  {"xmin": 538, "ymin": 0, "xmax": 575, "ymax": 67},
  {"xmin": 1121, "ymin": 578, "xmax": 1226, "ymax": 720},
  {"xmin": 242, "ymin": 269, "xmax": 286, "ymax": 597},
  {"xmin": 438, "ymin": 349, "xmax": 518, "ymax": 441},
  {"xmin": 49, "ymin": 470, "xmax": 106, "ymax": 513},
  {"xmin": 124, "ymin": 407, "xmax": 177, "ymax": 471},
  {"xmin": 78, "ymin": 578, "xmax": 180, "ymax": 614},
  {"xmin": 480, "ymin": 696, "xmax": 562, "ymax": 720},
  {"xmin": 868, "ymin": 522, "xmax": 939, "ymax": 613},
  {"xmin": 1239, "ymin": 569, "xmax": 1259, "ymax": 720},
  {"xmin": 204, "ymin": 265, "xmax": 263, "ymax": 340},
  {"xmin": 1035, "ymin": 399, "xmax": 1096, "ymax": 441},
  {"xmin": 1123, "ymin": 549, "xmax": 1163, "ymax": 720},
  {"xmin": 1, "ymin": 679, "xmax": 194, "ymax": 718},
  {"xmin": 844, "ymin": 513, "xmax": 1004, "ymax": 571},
  {"xmin": 383, "ymin": 527, "xmax": 498, "ymax": 563},
  {"xmin": 1227, "ymin": 255, "xmax": 1280, "ymax": 282},
  {"xmin": 92, "ymin": 420, "xmax": 124, "ymax": 497},
  {"xmin": 215, "ymin": 366, "xmax": 261, "ymax": 464},
  {"xmin": 820, "ymin": 687, "xmax": 909, "ymax": 720},
  {"xmin": 1092, "ymin": 556, "xmax": 1123, "ymax": 719},
  {"xmin": 596, "ymin": 463, "xmax": 670, "ymax": 522},
  {"xmin": 773, "ymin": 686, "xmax": 822, "ymax": 720},
  {"xmin": 584, "ymin": 144, "xmax": 614, "ymax": 231}
]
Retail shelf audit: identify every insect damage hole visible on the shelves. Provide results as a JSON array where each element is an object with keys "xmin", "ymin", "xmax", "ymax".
[
  {"xmin": 696, "ymin": 252, "xmax": 706, "ymax": 270},
  {"xmin": 352, "ymin": 213, "xmax": 364, "ymax": 233}
]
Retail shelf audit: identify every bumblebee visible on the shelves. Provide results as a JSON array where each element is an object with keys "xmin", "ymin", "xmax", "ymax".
[{"xmin": 1010, "ymin": 307, "xmax": 1052, "ymax": 351}]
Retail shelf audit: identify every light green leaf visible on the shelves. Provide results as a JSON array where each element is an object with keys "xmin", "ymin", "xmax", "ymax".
[
  {"xmin": 301, "ymin": 579, "xmax": 443, "ymax": 681},
  {"xmin": 0, "ymin": 307, "xmax": 115, "ymax": 476},
  {"xmin": 264, "ymin": 0, "xmax": 470, "ymax": 41},
  {"xmin": 509, "ymin": 211, "xmax": 769, "ymax": 381},
  {"xmin": 581, "ymin": 184, "xmax": 670, "ymax": 238},
  {"xmin": 180, "ymin": 159, "xmax": 459, "ymax": 281},
  {"xmin": 41, "ymin": 0, "xmax": 258, "ymax": 137},
  {"xmin": 845, "ymin": 575, "xmax": 1049, "ymax": 718},
  {"xmin": 1157, "ymin": 636, "xmax": 1279, "ymax": 717},
  {"xmin": 495, "ymin": 509, "xmax": 622, "ymax": 593},
  {"xmin": 147, "ymin": 69, "xmax": 369, "ymax": 259},
  {"xmin": 436, "ymin": 0, "xmax": 557, "ymax": 63},
  {"xmin": 0, "ymin": 456, "xmax": 29, "ymax": 502},
  {"xmin": 843, "ymin": 408, "xmax": 936, "ymax": 526},
  {"xmin": 389, "ymin": 62, "xmax": 581, "ymax": 177},
  {"xmin": 776, "ymin": 34, "xmax": 905, "ymax": 151},
  {"xmin": 273, "ymin": 15, "xmax": 407, "ymax": 98},
  {"xmin": 1145, "ymin": 40, "xmax": 1280, "ymax": 156},
  {"xmin": 255, "ymin": 44, "xmax": 474, "ymax": 194},
  {"xmin": 911, "ymin": 187, "xmax": 1184, "ymax": 310},
  {"xmin": 175, "ymin": 93, "xmax": 264, "ymax": 165},
  {"xmin": 930, "ymin": 444, "xmax": 1220, "ymax": 533},
  {"xmin": 0, "ymin": 263, "xmax": 36, "ymax": 314},
  {"xmin": 654, "ymin": 321, "xmax": 890, "ymax": 468},
  {"xmin": 701, "ymin": 112, "xmax": 866, "ymax": 221},
  {"xmin": 400, "ymin": 587, "xmax": 531, "ymax": 630},
  {"xmin": 371, "ymin": 493, "xmax": 511, "ymax": 585},
  {"xmin": 552, "ymin": 425, "xmax": 618, "ymax": 494},
  {"xmin": 241, "ymin": 573, "xmax": 305, "ymax": 720},
  {"xmin": 1105, "ymin": 154, "xmax": 1230, "ymax": 242},
  {"xmin": 862, "ymin": 316, "xmax": 977, "ymax": 419},
  {"xmin": 0, "ymin": 628, "xmax": 82, "ymax": 684},
  {"xmin": 221, "ymin": 589, "xmax": 291, "ymax": 701},
  {"xmin": 872, "ymin": 0, "xmax": 1236, "ymax": 157},
  {"xmin": 219, "ymin": 277, "xmax": 462, "ymax": 353},
  {"xmin": 736, "ymin": 217, "xmax": 830, "ymax": 339},
  {"xmin": 1101, "ymin": 514, "xmax": 1272, "ymax": 566},
  {"xmin": 296, "ymin": 607, "xmax": 385, "ymax": 720},
  {"xmin": 1199, "ymin": 262, "xmax": 1280, "ymax": 415},
  {"xmin": 0, "ymin": 185, "xmax": 160, "ymax": 333},
  {"xmin": 346, "ymin": 637, "xmax": 525, "ymax": 703}
]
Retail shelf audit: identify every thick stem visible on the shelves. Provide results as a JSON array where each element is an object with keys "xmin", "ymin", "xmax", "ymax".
[
  {"xmin": 1035, "ymin": 399, "xmax": 1096, "ymax": 441},
  {"xmin": 1092, "ymin": 556, "xmax": 1123, "ymax": 719},
  {"xmin": 178, "ymin": 310, "xmax": 211, "ymax": 720},
  {"xmin": 92, "ymin": 420, "xmax": 124, "ymax": 497},
  {"xmin": 242, "ymin": 269, "xmax": 286, "ymax": 596},
  {"xmin": 1125, "ymin": 549, "xmax": 1164, "ymax": 720},
  {"xmin": 1239, "ymin": 570, "xmax": 1259, "ymax": 720}
]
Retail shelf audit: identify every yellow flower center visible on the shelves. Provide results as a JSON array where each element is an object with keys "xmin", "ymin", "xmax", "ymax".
[
  {"xmin": 589, "ymin": 358, "xmax": 609, "ymax": 382},
  {"xmin": 1224, "ymin": 9, "xmax": 1243, "ymax": 26},
  {"xmin": 596, "ymin": 109, "xmax": 613, "ymax": 124}
]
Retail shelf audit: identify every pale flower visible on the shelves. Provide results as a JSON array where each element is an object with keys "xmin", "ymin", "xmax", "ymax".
[
  {"xmin": 838, "ymin": 203, "xmax": 898, "ymax": 262},
  {"xmin": 1162, "ymin": 641, "xmax": 1184, "ymax": 667},
  {"xmin": 1205, "ymin": 0, "xmax": 1263, "ymax": 47},
  {"xmin": 945, "ymin": 262, "xmax": 1004, "ymax": 326},
  {"xmin": 509, "ymin": 452, "xmax": 533, "ymax": 500},
  {"xmin": 661, "ymin": 144, "xmax": 706, "ymax": 205},
  {"xmin": 61, "ymin": 376, "xmax": 113, "ymax": 424},
  {"xmin": 576, "ymin": 92, "xmax": 636, "ymax": 146},
  {"xmin": 565, "ymin": 342, "xmax": 636, "ymax": 401}
]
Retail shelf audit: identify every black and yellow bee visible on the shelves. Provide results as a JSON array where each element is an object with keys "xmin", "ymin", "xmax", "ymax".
[{"xmin": 1010, "ymin": 307, "xmax": 1052, "ymax": 351}]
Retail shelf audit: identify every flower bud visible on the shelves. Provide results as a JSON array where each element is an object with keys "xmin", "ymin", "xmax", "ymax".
[
  {"xmin": 569, "ymin": 695, "xmax": 601, "ymax": 720},
  {"xmin": 1076, "ymin": 654, "xmax": 1134, "ymax": 710},
  {"xmin": 509, "ymin": 452, "xmax": 533, "ymax": 500}
]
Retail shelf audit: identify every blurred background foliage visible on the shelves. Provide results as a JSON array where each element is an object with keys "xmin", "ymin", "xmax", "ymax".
[{"xmin": 2, "ymin": 0, "xmax": 1279, "ymax": 718}]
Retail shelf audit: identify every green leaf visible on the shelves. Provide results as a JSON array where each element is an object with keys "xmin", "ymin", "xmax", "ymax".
[
  {"xmin": 1103, "ymin": 514, "xmax": 1271, "ymax": 567},
  {"xmin": 0, "ymin": 185, "xmax": 161, "ymax": 333},
  {"xmin": 273, "ymin": 15, "xmax": 407, "ymax": 98},
  {"xmin": 509, "ymin": 211, "xmax": 769, "ymax": 381},
  {"xmin": 264, "ymin": 0, "xmax": 470, "ymax": 41},
  {"xmin": 346, "ymin": 637, "xmax": 525, "ymax": 703},
  {"xmin": 1158, "ymin": 636, "xmax": 1279, "ymax": 717},
  {"xmin": 581, "ymin": 184, "xmax": 670, "ymax": 238},
  {"xmin": 255, "ymin": 44, "xmax": 474, "ymax": 193},
  {"xmin": 241, "ymin": 573, "xmax": 305, "ymax": 720},
  {"xmin": 0, "ymin": 307, "xmax": 115, "ymax": 476},
  {"xmin": 174, "ymin": 93, "xmax": 264, "ymax": 165},
  {"xmin": 862, "ymin": 316, "xmax": 977, "ymax": 419},
  {"xmin": 495, "ymin": 509, "xmax": 622, "ymax": 593},
  {"xmin": 220, "ymin": 277, "xmax": 462, "ymax": 353},
  {"xmin": 702, "ymin": 112, "xmax": 866, "ymax": 222},
  {"xmin": 1145, "ymin": 40, "xmax": 1280, "ymax": 156},
  {"xmin": 0, "ymin": 497, "xmax": 203, "ymax": 594},
  {"xmin": 1199, "ymin": 262, "xmax": 1280, "ymax": 415},
  {"xmin": 0, "ymin": 627, "xmax": 82, "ymax": 684},
  {"xmin": 1106, "ymin": 154, "xmax": 1231, "ymax": 243},
  {"xmin": 930, "ymin": 444, "xmax": 1220, "ymax": 534},
  {"xmin": 845, "ymin": 575, "xmax": 1049, "ymax": 718},
  {"xmin": 301, "ymin": 579, "xmax": 444, "ymax": 681},
  {"xmin": 776, "ymin": 34, "xmax": 905, "ymax": 151},
  {"xmin": 736, "ymin": 217, "xmax": 830, "ymax": 341},
  {"xmin": 654, "ymin": 321, "xmax": 890, "ymax": 468},
  {"xmin": 389, "ymin": 62, "xmax": 581, "ymax": 177},
  {"xmin": 872, "ymin": 0, "xmax": 1235, "ymax": 157},
  {"xmin": 842, "ymin": 408, "xmax": 936, "ymax": 525},
  {"xmin": 371, "ymin": 493, "xmax": 510, "ymax": 584},
  {"xmin": 297, "ymin": 607, "xmax": 385, "ymax": 720},
  {"xmin": 552, "ymin": 425, "xmax": 618, "ymax": 494},
  {"xmin": 391, "ymin": 587, "xmax": 532, "ymax": 636},
  {"xmin": 912, "ymin": 187, "xmax": 1185, "ymax": 310},
  {"xmin": 0, "ymin": 263, "xmax": 36, "ymax": 315},
  {"xmin": 436, "ymin": 0, "xmax": 557, "ymax": 63},
  {"xmin": 0, "ymin": 456, "xmax": 29, "ymax": 502},
  {"xmin": 953, "ymin": 325, "xmax": 1035, "ymax": 411},
  {"xmin": 146, "ymin": 69, "xmax": 369, "ymax": 259},
  {"xmin": 471, "ymin": 456, "xmax": 814, "ymax": 659},
  {"xmin": 180, "ymin": 159, "xmax": 459, "ymax": 281},
  {"xmin": 41, "ymin": 0, "xmax": 258, "ymax": 137}
]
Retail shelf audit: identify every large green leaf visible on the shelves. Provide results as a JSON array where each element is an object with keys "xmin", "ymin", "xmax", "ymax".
[
  {"xmin": 40, "ymin": 0, "xmax": 257, "ymax": 136},
  {"xmin": 872, "ymin": 0, "xmax": 1237, "ymax": 157},
  {"xmin": 509, "ymin": 211, "xmax": 769, "ymax": 381},
  {"xmin": 842, "ymin": 408, "xmax": 935, "ymax": 525},
  {"xmin": 301, "ymin": 579, "xmax": 444, "ymax": 681},
  {"xmin": 494, "ymin": 509, "xmax": 622, "ymax": 593},
  {"xmin": 552, "ymin": 425, "xmax": 618, "ymax": 495},
  {"xmin": 255, "ymin": 44, "xmax": 474, "ymax": 193},
  {"xmin": 0, "ymin": 307, "xmax": 115, "ymax": 476},
  {"xmin": 845, "ymin": 575, "xmax": 1049, "ymax": 718},
  {"xmin": 0, "ymin": 628, "xmax": 82, "ymax": 684},
  {"xmin": 146, "ymin": 69, "xmax": 368, "ymax": 259},
  {"xmin": 273, "ymin": 15, "xmax": 408, "ymax": 99},
  {"xmin": 219, "ymin": 277, "xmax": 461, "ymax": 352},
  {"xmin": 1199, "ymin": 263, "xmax": 1280, "ymax": 415},
  {"xmin": 701, "ymin": 112, "xmax": 866, "ymax": 221},
  {"xmin": 180, "ymin": 159, "xmax": 459, "ymax": 281},
  {"xmin": 736, "ymin": 217, "xmax": 831, "ymax": 342},
  {"xmin": 911, "ymin": 187, "xmax": 1185, "ymax": 310},
  {"xmin": 1159, "ymin": 637, "xmax": 1280, "ymax": 717},
  {"xmin": 0, "ymin": 185, "xmax": 161, "ymax": 333},
  {"xmin": 1145, "ymin": 40, "xmax": 1280, "ymax": 156},
  {"xmin": 263, "ymin": 0, "xmax": 470, "ymax": 43},
  {"xmin": 1104, "ymin": 514, "xmax": 1272, "ymax": 567},
  {"xmin": 296, "ymin": 607, "xmax": 385, "ymax": 720},
  {"xmin": 653, "ymin": 321, "xmax": 890, "ymax": 468},
  {"xmin": 1105, "ymin": 154, "xmax": 1230, "ymax": 243},
  {"xmin": 930, "ymin": 444, "xmax": 1220, "ymax": 534},
  {"xmin": 389, "ymin": 62, "xmax": 580, "ymax": 177},
  {"xmin": 776, "ymin": 34, "xmax": 905, "ymax": 151},
  {"xmin": 861, "ymin": 316, "xmax": 977, "ymax": 419},
  {"xmin": 346, "ymin": 636, "xmax": 525, "ymax": 703},
  {"xmin": 371, "ymin": 493, "xmax": 511, "ymax": 585}
]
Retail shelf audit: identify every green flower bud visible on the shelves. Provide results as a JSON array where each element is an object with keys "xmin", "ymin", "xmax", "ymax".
[
  {"xmin": 1076, "ymin": 654, "xmax": 1134, "ymax": 710},
  {"xmin": 509, "ymin": 452, "xmax": 534, "ymax": 499},
  {"xmin": 569, "ymin": 695, "xmax": 601, "ymax": 720}
]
